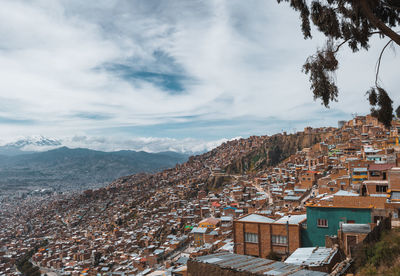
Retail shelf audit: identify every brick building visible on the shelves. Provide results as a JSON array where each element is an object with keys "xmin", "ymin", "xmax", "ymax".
[{"xmin": 233, "ymin": 213, "xmax": 306, "ymax": 258}]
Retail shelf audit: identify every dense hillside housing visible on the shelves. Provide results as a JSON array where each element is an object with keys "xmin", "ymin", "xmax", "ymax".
[{"xmin": 2, "ymin": 114, "xmax": 400, "ymax": 275}]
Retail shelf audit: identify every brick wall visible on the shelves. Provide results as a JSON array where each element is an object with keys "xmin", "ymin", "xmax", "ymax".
[
  {"xmin": 332, "ymin": 195, "xmax": 386, "ymax": 209},
  {"xmin": 389, "ymin": 168, "xmax": 400, "ymax": 190},
  {"xmin": 234, "ymin": 221, "xmax": 301, "ymax": 258}
]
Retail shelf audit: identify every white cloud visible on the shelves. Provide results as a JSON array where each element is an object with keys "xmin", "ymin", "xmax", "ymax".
[{"xmin": 0, "ymin": 0, "xmax": 398, "ymax": 142}]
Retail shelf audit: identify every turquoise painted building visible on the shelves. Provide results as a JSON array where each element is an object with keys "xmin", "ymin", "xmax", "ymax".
[{"xmin": 302, "ymin": 206, "xmax": 372, "ymax": 247}]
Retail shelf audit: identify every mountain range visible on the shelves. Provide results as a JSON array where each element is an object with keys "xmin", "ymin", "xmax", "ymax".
[{"xmin": 0, "ymin": 146, "xmax": 188, "ymax": 197}]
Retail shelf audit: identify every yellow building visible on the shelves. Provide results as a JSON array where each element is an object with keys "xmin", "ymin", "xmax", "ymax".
[{"xmin": 198, "ymin": 217, "xmax": 220, "ymax": 229}]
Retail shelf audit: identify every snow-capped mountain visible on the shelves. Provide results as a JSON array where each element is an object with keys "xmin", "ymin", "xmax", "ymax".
[
  {"xmin": 0, "ymin": 136, "xmax": 62, "ymax": 156},
  {"xmin": 0, "ymin": 135, "xmax": 235, "ymax": 156}
]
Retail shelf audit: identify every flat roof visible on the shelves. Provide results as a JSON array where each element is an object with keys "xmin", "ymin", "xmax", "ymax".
[{"xmin": 334, "ymin": 190, "xmax": 359, "ymax": 197}]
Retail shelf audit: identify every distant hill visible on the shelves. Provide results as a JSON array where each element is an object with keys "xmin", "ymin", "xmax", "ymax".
[{"xmin": 0, "ymin": 147, "xmax": 188, "ymax": 195}]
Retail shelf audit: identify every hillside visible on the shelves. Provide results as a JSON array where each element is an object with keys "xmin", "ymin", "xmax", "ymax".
[
  {"xmin": 0, "ymin": 147, "xmax": 188, "ymax": 197},
  {"xmin": 0, "ymin": 125, "xmax": 340, "ymax": 275},
  {"xmin": 223, "ymin": 132, "xmax": 321, "ymax": 175}
]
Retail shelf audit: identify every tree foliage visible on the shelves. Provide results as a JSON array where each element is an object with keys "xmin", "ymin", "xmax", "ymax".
[
  {"xmin": 367, "ymin": 87, "xmax": 393, "ymax": 128},
  {"xmin": 277, "ymin": 0, "xmax": 400, "ymax": 127}
]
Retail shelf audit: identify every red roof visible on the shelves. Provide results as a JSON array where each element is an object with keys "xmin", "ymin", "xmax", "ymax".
[
  {"xmin": 306, "ymin": 170, "xmax": 319, "ymax": 174},
  {"xmin": 212, "ymin": 202, "xmax": 221, "ymax": 207},
  {"xmin": 369, "ymin": 164, "xmax": 396, "ymax": 171}
]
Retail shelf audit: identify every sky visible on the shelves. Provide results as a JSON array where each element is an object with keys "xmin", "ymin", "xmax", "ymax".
[{"xmin": 0, "ymin": 0, "xmax": 399, "ymax": 153}]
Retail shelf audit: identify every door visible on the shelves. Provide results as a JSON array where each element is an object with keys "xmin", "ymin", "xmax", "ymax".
[{"xmin": 347, "ymin": 235, "xmax": 357, "ymax": 256}]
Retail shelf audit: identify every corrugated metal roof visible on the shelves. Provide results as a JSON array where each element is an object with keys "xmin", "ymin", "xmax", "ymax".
[
  {"xmin": 342, "ymin": 223, "xmax": 371, "ymax": 233},
  {"xmin": 190, "ymin": 227, "xmax": 207, "ymax": 234},
  {"xmin": 285, "ymin": 247, "xmax": 337, "ymax": 267},
  {"xmin": 237, "ymin": 259, "xmax": 273, "ymax": 272},
  {"xmin": 193, "ymin": 252, "xmax": 328, "ymax": 275}
]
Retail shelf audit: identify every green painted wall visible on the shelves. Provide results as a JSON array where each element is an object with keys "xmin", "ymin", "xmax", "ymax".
[{"xmin": 302, "ymin": 206, "xmax": 372, "ymax": 247}]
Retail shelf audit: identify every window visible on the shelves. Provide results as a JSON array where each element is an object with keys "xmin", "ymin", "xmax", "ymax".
[
  {"xmin": 244, "ymin": 232, "xmax": 258, "ymax": 243},
  {"xmin": 272, "ymin": 235, "xmax": 287, "ymax": 245},
  {"xmin": 376, "ymin": 185, "xmax": 388, "ymax": 193},
  {"xmin": 317, "ymin": 218, "xmax": 328, "ymax": 228},
  {"xmin": 370, "ymin": 171, "xmax": 380, "ymax": 177}
]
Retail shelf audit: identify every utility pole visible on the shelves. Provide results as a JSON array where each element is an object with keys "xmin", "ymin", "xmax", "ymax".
[{"xmin": 286, "ymin": 215, "xmax": 291, "ymax": 257}]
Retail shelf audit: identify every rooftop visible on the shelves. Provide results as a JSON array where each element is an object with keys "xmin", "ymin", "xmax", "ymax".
[
  {"xmin": 192, "ymin": 252, "xmax": 328, "ymax": 275},
  {"xmin": 190, "ymin": 227, "xmax": 207, "ymax": 234},
  {"xmin": 285, "ymin": 247, "xmax": 338, "ymax": 267},
  {"xmin": 334, "ymin": 190, "xmax": 359, "ymax": 197},
  {"xmin": 238, "ymin": 214, "xmax": 275, "ymax": 223},
  {"xmin": 275, "ymin": 214, "xmax": 307, "ymax": 225}
]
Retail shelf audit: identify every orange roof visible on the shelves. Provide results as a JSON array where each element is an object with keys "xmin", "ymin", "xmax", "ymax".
[{"xmin": 212, "ymin": 202, "xmax": 221, "ymax": 207}]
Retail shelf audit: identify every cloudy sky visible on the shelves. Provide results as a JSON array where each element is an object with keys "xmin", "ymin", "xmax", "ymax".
[{"xmin": 0, "ymin": 0, "xmax": 399, "ymax": 152}]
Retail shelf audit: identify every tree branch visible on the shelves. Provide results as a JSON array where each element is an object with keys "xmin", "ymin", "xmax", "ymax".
[
  {"xmin": 375, "ymin": 39, "xmax": 393, "ymax": 87},
  {"xmin": 359, "ymin": 0, "xmax": 400, "ymax": 46},
  {"xmin": 333, "ymin": 31, "xmax": 382, "ymax": 53},
  {"xmin": 382, "ymin": 0, "xmax": 400, "ymax": 10}
]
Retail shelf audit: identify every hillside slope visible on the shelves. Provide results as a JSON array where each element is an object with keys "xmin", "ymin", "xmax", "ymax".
[{"xmin": 223, "ymin": 132, "xmax": 321, "ymax": 175}]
